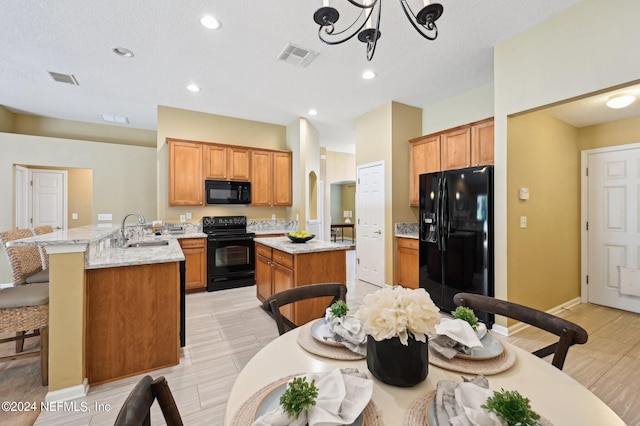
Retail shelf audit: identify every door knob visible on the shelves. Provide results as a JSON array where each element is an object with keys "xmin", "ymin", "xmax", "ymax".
[{"xmin": 374, "ymin": 230, "xmax": 381, "ymax": 235}]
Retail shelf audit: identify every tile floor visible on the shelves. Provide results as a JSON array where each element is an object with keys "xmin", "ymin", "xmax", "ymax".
[{"xmin": 2, "ymin": 250, "xmax": 639, "ymax": 425}]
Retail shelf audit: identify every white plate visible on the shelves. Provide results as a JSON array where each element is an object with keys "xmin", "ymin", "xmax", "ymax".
[
  {"xmin": 254, "ymin": 383, "xmax": 364, "ymax": 425},
  {"xmin": 455, "ymin": 332, "xmax": 504, "ymax": 360},
  {"xmin": 311, "ymin": 319, "xmax": 344, "ymax": 347}
]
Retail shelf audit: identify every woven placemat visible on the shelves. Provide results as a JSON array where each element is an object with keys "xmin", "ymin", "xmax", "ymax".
[
  {"xmin": 428, "ymin": 334, "xmax": 516, "ymax": 375},
  {"xmin": 405, "ymin": 391, "xmax": 554, "ymax": 426},
  {"xmin": 230, "ymin": 374, "xmax": 381, "ymax": 426},
  {"xmin": 297, "ymin": 319, "xmax": 365, "ymax": 360}
]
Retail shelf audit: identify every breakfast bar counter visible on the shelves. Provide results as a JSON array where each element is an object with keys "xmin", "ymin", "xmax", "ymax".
[{"xmin": 255, "ymin": 237, "xmax": 349, "ymax": 326}]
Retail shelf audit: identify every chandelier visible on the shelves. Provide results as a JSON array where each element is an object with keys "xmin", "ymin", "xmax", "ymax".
[{"xmin": 313, "ymin": 0, "xmax": 444, "ymax": 61}]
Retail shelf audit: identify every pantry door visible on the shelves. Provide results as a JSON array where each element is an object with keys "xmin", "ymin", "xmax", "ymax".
[{"xmin": 356, "ymin": 161, "xmax": 385, "ymax": 286}]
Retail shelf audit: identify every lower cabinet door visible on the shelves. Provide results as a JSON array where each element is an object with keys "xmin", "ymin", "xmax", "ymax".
[
  {"xmin": 273, "ymin": 262, "xmax": 294, "ymax": 323},
  {"xmin": 255, "ymin": 254, "xmax": 272, "ymax": 302}
]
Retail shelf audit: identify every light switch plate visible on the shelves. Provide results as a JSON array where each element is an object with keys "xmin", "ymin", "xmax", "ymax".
[
  {"xmin": 98, "ymin": 213, "xmax": 112, "ymax": 221},
  {"xmin": 520, "ymin": 216, "xmax": 527, "ymax": 228},
  {"xmin": 519, "ymin": 188, "xmax": 530, "ymax": 200},
  {"xmin": 71, "ymin": 213, "xmax": 78, "ymax": 220}
]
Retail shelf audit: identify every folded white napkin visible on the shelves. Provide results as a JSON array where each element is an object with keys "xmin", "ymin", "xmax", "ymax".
[
  {"xmin": 252, "ymin": 369, "xmax": 373, "ymax": 426},
  {"xmin": 451, "ymin": 382, "xmax": 504, "ymax": 426},
  {"xmin": 324, "ymin": 310, "xmax": 367, "ymax": 356},
  {"xmin": 430, "ymin": 318, "xmax": 484, "ymax": 359}
]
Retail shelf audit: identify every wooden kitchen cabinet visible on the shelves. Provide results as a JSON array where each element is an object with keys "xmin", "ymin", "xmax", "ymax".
[
  {"xmin": 251, "ymin": 150, "xmax": 292, "ymax": 207},
  {"xmin": 440, "ymin": 127, "xmax": 472, "ymax": 170},
  {"xmin": 204, "ymin": 145, "xmax": 251, "ymax": 181},
  {"xmin": 409, "ymin": 135, "xmax": 441, "ymax": 206},
  {"xmin": 471, "ymin": 119, "xmax": 495, "ymax": 166},
  {"xmin": 408, "ymin": 118, "xmax": 494, "ymax": 205},
  {"xmin": 255, "ymin": 240, "xmax": 346, "ymax": 327},
  {"xmin": 168, "ymin": 139, "xmax": 204, "ymax": 206},
  {"xmin": 179, "ymin": 238, "xmax": 206, "ymax": 291},
  {"xmin": 397, "ymin": 237, "xmax": 419, "ymax": 289}
]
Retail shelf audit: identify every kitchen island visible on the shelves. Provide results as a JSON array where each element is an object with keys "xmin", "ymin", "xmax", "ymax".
[
  {"xmin": 254, "ymin": 236, "xmax": 349, "ymax": 327},
  {"xmin": 7, "ymin": 225, "xmax": 185, "ymax": 398}
]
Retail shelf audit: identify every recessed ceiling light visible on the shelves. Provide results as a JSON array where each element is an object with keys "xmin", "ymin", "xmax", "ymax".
[
  {"xmin": 187, "ymin": 84, "xmax": 201, "ymax": 92},
  {"xmin": 362, "ymin": 70, "xmax": 377, "ymax": 80},
  {"xmin": 606, "ymin": 94, "xmax": 635, "ymax": 109},
  {"xmin": 200, "ymin": 15, "xmax": 221, "ymax": 30},
  {"xmin": 112, "ymin": 47, "xmax": 134, "ymax": 58},
  {"xmin": 308, "ymin": 109, "xmax": 318, "ymax": 116},
  {"xmin": 101, "ymin": 114, "xmax": 129, "ymax": 124}
]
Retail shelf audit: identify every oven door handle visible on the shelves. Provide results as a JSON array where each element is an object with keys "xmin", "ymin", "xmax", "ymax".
[{"xmin": 208, "ymin": 235, "xmax": 255, "ymax": 242}]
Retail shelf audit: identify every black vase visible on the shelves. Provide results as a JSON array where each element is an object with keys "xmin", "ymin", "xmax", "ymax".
[{"xmin": 366, "ymin": 335, "xmax": 428, "ymax": 387}]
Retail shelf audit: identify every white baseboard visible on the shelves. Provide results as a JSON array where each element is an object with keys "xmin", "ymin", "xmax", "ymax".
[
  {"xmin": 45, "ymin": 378, "xmax": 89, "ymax": 402},
  {"xmin": 489, "ymin": 297, "xmax": 582, "ymax": 336}
]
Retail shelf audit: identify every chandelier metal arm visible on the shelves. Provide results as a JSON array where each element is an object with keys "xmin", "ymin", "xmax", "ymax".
[
  {"xmin": 317, "ymin": 8, "xmax": 370, "ymax": 46},
  {"xmin": 399, "ymin": 0, "xmax": 442, "ymax": 41},
  {"xmin": 345, "ymin": 0, "xmax": 378, "ymax": 8}
]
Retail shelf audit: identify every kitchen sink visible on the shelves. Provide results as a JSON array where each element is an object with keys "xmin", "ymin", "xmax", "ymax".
[{"xmin": 125, "ymin": 240, "xmax": 170, "ymax": 248}]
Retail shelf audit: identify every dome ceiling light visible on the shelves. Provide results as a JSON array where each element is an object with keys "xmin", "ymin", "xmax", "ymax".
[{"xmin": 605, "ymin": 94, "xmax": 636, "ymax": 109}]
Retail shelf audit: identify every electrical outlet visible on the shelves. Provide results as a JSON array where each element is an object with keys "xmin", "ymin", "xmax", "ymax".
[
  {"xmin": 520, "ymin": 216, "xmax": 527, "ymax": 228},
  {"xmin": 186, "ymin": 212, "xmax": 192, "ymax": 220},
  {"xmin": 271, "ymin": 214, "xmax": 276, "ymax": 220},
  {"xmin": 98, "ymin": 213, "xmax": 112, "ymax": 221},
  {"xmin": 179, "ymin": 215, "xmax": 186, "ymax": 222},
  {"xmin": 71, "ymin": 213, "xmax": 78, "ymax": 220}
]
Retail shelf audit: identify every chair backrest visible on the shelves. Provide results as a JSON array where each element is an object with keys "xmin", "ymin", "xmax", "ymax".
[
  {"xmin": 114, "ymin": 375, "xmax": 183, "ymax": 426},
  {"xmin": 453, "ymin": 292, "xmax": 588, "ymax": 370},
  {"xmin": 0, "ymin": 229, "xmax": 43, "ymax": 284},
  {"xmin": 264, "ymin": 283, "xmax": 347, "ymax": 335},
  {"xmin": 33, "ymin": 226, "xmax": 54, "ymax": 269}
]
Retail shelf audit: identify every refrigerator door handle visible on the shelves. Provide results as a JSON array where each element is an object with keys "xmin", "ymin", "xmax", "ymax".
[
  {"xmin": 436, "ymin": 177, "xmax": 444, "ymax": 251},
  {"xmin": 441, "ymin": 177, "xmax": 449, "ymax": 252}
]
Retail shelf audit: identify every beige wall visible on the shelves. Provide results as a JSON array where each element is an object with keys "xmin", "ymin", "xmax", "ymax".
[
  {"xmin": 11, "ymin": 114, "xmax": 156, "ymax": 147},
  {"xmin": 493, "ymin": 0, "xmax": 640, "ymax": 313},
  {"xmin": 67, "ymin": 168, "xmax": 93, "ymax": 227},
  {"xmin": 0, "ymin": 132, "xmax": 156, "ymax": 283},
  {"xmin": 578, "ymin": 115, "xmax": 640, "ymax": 150},
  {"xmin": 356, "ymin": 101, "xmax": 422, "ymax": 284},
  {"xmin": 0, "ymin": 106, "xmax": 14, "ymax": 132},
  {"xmin": 507, "ymin": 112, "xmax": 580, "ymax": 312},
  {"xmin": 156, "ymin": 105, "xmax": 289, "ymax": 222},
  {"xmin": 422, "ymin": 83, "xmax": 494, "ymax": 135}
]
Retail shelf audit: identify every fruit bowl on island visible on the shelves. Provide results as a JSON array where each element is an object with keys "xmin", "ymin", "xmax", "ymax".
[{"xmin": 287, "ymin": 231, "xmax": 315, "ymax": 243}]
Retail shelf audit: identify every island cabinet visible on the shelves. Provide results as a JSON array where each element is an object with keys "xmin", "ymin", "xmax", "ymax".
[
  {"xmin": 168, "ymin": 139, "xmax": 204, "ymax": 206},
  {"xmin": 396, "ymin": 237, "xmax": 419, "ymax": 289},
  {"xmin": 85, "ymin": 262, "xmax": 180, "ymax": 385},
  {"xmin": 255, "ymin": 240, "xmax": 346, "ymax": 327},
  {"xmin": 204, "ymin": 144, "xmax": 251, "ymax": 181},
  {"xmin": 408, "ymin": 118, "xmax": 494, "ymax": 206},
  {"xmin": 251, "ymin": 150, "xmax": 292, "ymax": 207},
  {"xmin": 179, "ymin": 238, "xmax": 206, "ymax": 291}
]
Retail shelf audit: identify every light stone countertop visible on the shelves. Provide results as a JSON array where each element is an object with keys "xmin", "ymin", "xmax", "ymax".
[
  {"xmin": 254, "ymin": 236, "xmax": 349, "ymax": 255},
  {"xmin": 6, "ymin": 224, "xmax": 119, "ymax": 247},
  {"xmin": 86, "ymin": 238, "xmax": 185, "ymax": 269},
  {"xmin": 395, "ymin": 232, "xmax": 419, "ymax": 239}
]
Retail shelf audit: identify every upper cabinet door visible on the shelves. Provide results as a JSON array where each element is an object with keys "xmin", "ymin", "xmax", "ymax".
[
  {"xmin": 471, "ymin": 119, "xmax": 494, "ymax": 166},
  {"xmin": 168, "ymin": 140, "xmax": 203, "ymax": 206},
  {"xmin": 440, "ymin": 127, "xmax": 471, "ymax": 170},
  {"xmin": 409, "ymin": 135, "xmax": 441, "ymax": 206},
  {"xmin": 251, "ymin": 150, "xmax": 273, "ymax": 207},
  {"xmin": 204, "ymin": 145, "xmax": 228, "ymax": 179},
  {"xmin": 273, "ymin": 151, "xmax": 292, "ymax": 206},
  {"xmin": 228, "ymin": 147, "xmax": 251, "ymax": 181}
]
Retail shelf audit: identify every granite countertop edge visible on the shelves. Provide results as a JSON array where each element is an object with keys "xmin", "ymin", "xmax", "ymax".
[
  {"xmin": 255, "ymin": 236, "xmax": 350, "ymax": 255},
  {"xmin": 395, "ymin": 232, "xmax": 419, "ymax": 239}
]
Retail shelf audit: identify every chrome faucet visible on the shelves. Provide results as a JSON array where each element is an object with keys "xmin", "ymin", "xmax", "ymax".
[{"xmin": 120, "ymin": 212, "xmax": 146, "ymax": 247}]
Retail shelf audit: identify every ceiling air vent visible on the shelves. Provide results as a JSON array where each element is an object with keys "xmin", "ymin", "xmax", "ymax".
[
  {"xmin": 277, "ymin": 43, "xmax": 318, "ymax": 68},
  {"xmin": 48, "ymin": 71, "xmax": 79, "ymax": 85}
]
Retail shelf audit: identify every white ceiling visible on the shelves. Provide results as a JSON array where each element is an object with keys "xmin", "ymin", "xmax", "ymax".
[{"xmin": 2, "ymin": 0, "xmax": 616, "ymax": 154}]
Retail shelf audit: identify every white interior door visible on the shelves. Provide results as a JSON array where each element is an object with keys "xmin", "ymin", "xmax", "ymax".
[
  {"xmin": 583, "ymin": 144, "xmax": 640, "ymax": 312},
  {"xmin": 356, "ymin": 161, "xmax": 385, "ymax": 286},
  {"xmin": 29, "ymin": 169, "xmax": 67, "ymax": 230}
]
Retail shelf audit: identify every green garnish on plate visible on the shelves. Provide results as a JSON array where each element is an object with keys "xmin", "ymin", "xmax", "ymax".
[
  {"xmin": 329, "ymin": 300, "xmax": 349, "ymax": 318},
  {"xmin": 279, "ymin": 376, "xmax": 319, "ymax": 419},
  {"xmin": 452, "ymin": 306, "xmax": 479, "ymax": 330},
  {"xmin": 482, "ymin": 388, "xmax": 541, "ymax": 426}
]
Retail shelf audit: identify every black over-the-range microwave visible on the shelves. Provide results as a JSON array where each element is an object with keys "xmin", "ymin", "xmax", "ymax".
[{"xmin": 205, "ymin": 180, "xmax": 252, "ymax": 205}]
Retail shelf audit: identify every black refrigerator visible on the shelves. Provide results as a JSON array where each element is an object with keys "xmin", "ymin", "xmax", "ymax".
[{"xmin": 419, "ymin": 165, "xmax": 494, "ymax": 326}]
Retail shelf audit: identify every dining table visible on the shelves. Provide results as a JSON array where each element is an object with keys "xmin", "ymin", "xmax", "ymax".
[{"xmin": 224, "ymin": 322, "xmax": 624, "ymax": 425}]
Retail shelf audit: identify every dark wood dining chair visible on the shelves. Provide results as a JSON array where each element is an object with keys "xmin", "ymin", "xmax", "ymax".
[
  {"xmin": 453, "ymin": 292, "xmax": 588, "ymax": 370},
  {"xmin": 263, "ymin": 283, "xmax": 347, "ymax": 335},
  {"xmin": 114, "ymin": 375, "xmax": 183, "ymax": 426}
]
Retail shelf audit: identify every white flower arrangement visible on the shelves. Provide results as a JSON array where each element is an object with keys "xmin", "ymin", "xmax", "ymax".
[{"xmin": 356, "ymin": 286, "xmax": 441, "ymax": 345}]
